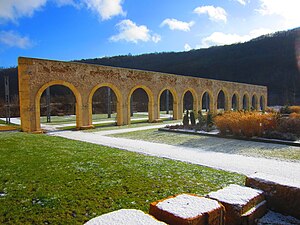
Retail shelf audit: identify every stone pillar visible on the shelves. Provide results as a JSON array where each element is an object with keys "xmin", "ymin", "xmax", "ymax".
[
  {"xmin": 18, "ymin": 58, "xmax": 38, "ymax": 133},
  {"xmin": 153, "ymin": 102, "xmax": 159, "ymax": 121},
  {"xmin": 79, "ymin": 103, "xmax": 92, "ymax": 130},
  {"xmin": 225, "ymin": 94, "xmax": 230, "ymax": 112},
  {"xmin": 173, "ymin": 100, "xmax": 179, "ymax": 120},
  {"xmin": 177, "ymin": 99, "xmax": 183, "ymax": 120},
  {"xmin": 123, "ymin": 101, "xmax": 130, "ymax": 125}
]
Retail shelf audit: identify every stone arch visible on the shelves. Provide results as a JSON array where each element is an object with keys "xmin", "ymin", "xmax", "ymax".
[
  {"xmin": 242, "ymin": 92, "xmax": 250, "ymax": 110},
  {"xmin": 231, "ymin": 92, "xmax": 240, "ymax": 110},
  {"xmin": 182, "ymin": 88, "xmax": 198, "ymax": 114},
  {"xmin": 200, "ymin": 90, "xmax": 214, "ymax": 113},
  {"xmin": 127, "ymin": 85, "xmax": 154, "ymax": 124},
  {"xmin": 88, "ymin": 83, "xmax": 123, "ymax": 126},
  {"xmin": 157, "ymin": 87, "xmax": 179, "ymax": 120},
  {"xmin": 216, "ymin": 89, "xmax": 229, "ymax": 111},
  {"xmin": 260, "ymin": 95, "xmax": 266, "ymax": 111},
  {"xmin": 35, "ymin": 80, "xmax": 83, "ymax": 132},
  {"xmin": 252, "ymin": 93, "xmax": 259, "ymax": 110}
]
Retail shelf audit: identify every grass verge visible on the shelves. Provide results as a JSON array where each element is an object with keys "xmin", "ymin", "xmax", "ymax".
[
  {"xmin": 0, "ymin": 132, "xmax": 243, "ymax": 224},
  {"xmin": 111, "ymin": 129, "xmax": 300, "ymax": 161}
]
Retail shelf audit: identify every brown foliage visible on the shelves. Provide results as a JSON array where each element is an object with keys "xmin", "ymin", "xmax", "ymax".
[
  {"xmin": 214, "ymin": 111, "xmax": 277, "ymax": 137},
  {"xmin": 289, "ymin": 106, "xmax": 300, "ymax": 114}
]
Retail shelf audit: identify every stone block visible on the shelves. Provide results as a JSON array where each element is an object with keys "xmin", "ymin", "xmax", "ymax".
[
  {"xmin": 207, "ymin": 184, "xmax": 265, "ymax": 225},
  {"xmin": 149, "ymin": 194, "xmax": 225, "ymax": 225},
  {"xmin": 84, "ymin": 209, "xmax": 167, "ymax": 225},
  {"xmin": 245, "ymin": 173, "xmax": 300, "ymax": 220}
]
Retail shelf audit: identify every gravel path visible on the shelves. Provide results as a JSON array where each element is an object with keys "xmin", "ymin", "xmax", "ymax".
[{"xmin": 49, "ymin": 126, "xmax": 300, "ymax": 182}]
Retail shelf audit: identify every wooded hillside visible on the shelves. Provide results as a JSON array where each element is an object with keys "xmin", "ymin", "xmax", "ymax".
[{"xmin": 1, "ymin": 27, "xmax": 299, "ymax": 106}]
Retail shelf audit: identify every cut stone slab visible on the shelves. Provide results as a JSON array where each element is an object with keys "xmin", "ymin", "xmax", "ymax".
[
  {"xmin": 245, "ymin": 173, "xmax": 300, "ymax": 220},
  {"xmin": 149, "ymin": 194, "xmax": 225, "ymax": 225},
  {"xmin": 207, "ymin": 184, "xmax": 265, "ymax": 225},
  {"xmin": 84, "ymin": 209, "xmax": 167, "ymax": 225},
  {"xmin": 258, "ymin": 210, "xmax": 300, "ymax": 225},
  {"xmin": 241, "ymin": 200, "xmax": 267, "ymax": 225}
]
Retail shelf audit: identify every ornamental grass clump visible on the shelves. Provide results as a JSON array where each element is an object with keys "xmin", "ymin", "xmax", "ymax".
[
  {"xmin": 289, "ymin": 106, "xmax": 300, "ymax": 114},
  {"xmin": 214, "ymin": 111, "xmax": 277, "ymax": 138}
]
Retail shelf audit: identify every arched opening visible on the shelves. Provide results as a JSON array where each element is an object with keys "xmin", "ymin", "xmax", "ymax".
[
  {"xmin": 183, "ymin": 90, "xmax": 194, "ymax": 114},
  {"xmin": 231, "ymin": 94, "xmax": 238, "ymax": 111},
  {"xmin": 260, "ymin": 96, "xmax": 265, "ymax": 111},
  {"xmin": 243, "ymin": 94, "xmax": 249, "ymax": 110},
  {"xmin": 252, "ymin": 95, "xmax": 258, "ymax": 110},
  {"xmin": 217, "ymin": 90, "xmax": 226, "ymax": 112},
  {"xmin": 202, "ymin": 92, "xmax": 211, "ymax": 112},
  {"xmin": 91, "ymin": 86, "xmax": 118, "ymax": 126},
  {"xmin": 129, "ymin": 87, "xmax": 153, "ymax": 124},
  {"xmin": 36, "ymin": 81, "xmax": 82, "ymax": 132},
  {"xmin": 159, "ymin": 89, "xmax": 174, "ymax": 120}
]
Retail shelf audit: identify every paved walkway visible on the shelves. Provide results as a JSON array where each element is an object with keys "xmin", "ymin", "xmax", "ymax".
[{"xmin": 49, "ymin": 125, "xmax": 300, "ymax": 183}]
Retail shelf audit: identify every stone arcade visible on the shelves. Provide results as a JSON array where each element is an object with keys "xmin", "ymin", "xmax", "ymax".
[{"xmin": 18, "ymin": 57, "xmax": 267, "ymax": 133}]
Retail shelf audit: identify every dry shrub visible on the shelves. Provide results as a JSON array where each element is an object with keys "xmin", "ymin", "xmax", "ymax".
[
  {"xmin": 278, "ymin": 117, "xmax": 300, "ymax": 136},
  {"xmin": 215, "ymin": 111, "xmax": 277, "ymax": 137},
  {"xmin": 289, "ymin": 113, "xmax": 300, "ymax": 119},
  {"xmin": 289, "ymin": 106, "xmax": 300, "ymax": 114}
]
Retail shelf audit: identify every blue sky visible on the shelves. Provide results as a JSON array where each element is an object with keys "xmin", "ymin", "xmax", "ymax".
[{"xmin": 0, "ymin": 0, "xmax": 299, "ymax": 67}]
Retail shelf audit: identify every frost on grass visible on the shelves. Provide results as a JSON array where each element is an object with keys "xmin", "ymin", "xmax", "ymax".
[
  {"xmin": 156, "ymin": 194, "xmax": 220, "ymax": 219},
  {"xmin": 207, "ymin": 184, "xmax": 262, "ymax": 206},
  {"xmin": 84, "ymin": 209, "xmax": 167, "ymax": 225}
]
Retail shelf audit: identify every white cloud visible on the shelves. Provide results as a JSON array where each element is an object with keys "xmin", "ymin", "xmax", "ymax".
[
  {"xmin": 0, "ymin": 0, "xmax": 125, "ymax": 22},
  {"xmin": 234, "ymin": 0, "xmax": 249, "ymax": 6},
  {"xmin": 199, "ymin": 28, "xmax": 273, "ymax": 48},
  {"xmin": 0, "ymin": 0, "xmax": 47, "ymax": 22},
  {"xmin": 0, "ymin": 31, "xmax": 33, "ymax": 49},
  {"xmin": 110, "ymin": 19, "xmax": 160, "ymax": 44},
  {"xmin": 194, "ymin": 6, "xmax": 227, "ymax": 23},
  {"xmin": 152, "ymin": 34, "xmax": 161, "ymax": 43},
  {"xmin": 160, "ymin": 18, "xmax": 195, "ymax": 32},
  {"xmin": 257, "ymin": 0, "xmax": 300, "ymax": 29},
  {"xmin": 84, "ymin": 0, "xmax": 125, "ymax": 20},
  {"xmin": 184, "ymin": 43, "xmax": 192, "ymax": 51}
]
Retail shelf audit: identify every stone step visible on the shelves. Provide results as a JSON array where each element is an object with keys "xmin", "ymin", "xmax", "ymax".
[
  {"xmin": 149, "ymin": 193, "xmax": 225, "ymax": 225},
  {"xmin": 84, "ymin": 209, "xmax": 167, "ymax": 225},
  {"xmin": 241, "ymin": 200, "xmax": 267, "ymax": 225},
  {"xmin": 246, "ymin": 173, "xmax": 300, "ymax": 220},
  {"xmin": 207, "ymin": 184, "xmax": 265, "ymax": 225}
]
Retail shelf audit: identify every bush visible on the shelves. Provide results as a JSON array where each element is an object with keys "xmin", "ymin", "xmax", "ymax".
[
  {"xmin": 183, "ymin": 110, "xmax": 189, "ymax": 126},
  {"xmin": 289, "ymin": 113, "xmax": 300, "ymax": 119},
  {"xmin": 190, "ymin": 111, "xmax": 196, "ymax": 126},
  {"xmin": 277, "ymin": 117, "xmax": 300, "ymax": 137},
  {"xmin": 289, "ymin": 106, "xmax": 300, "ymax": 114},
  {"xmin": 280, "ymin": 105, "xmax": 292, "ymax": 114},
  {"xmin": 214, "ymin": 111, "xmax": 277, "ymax": 137}
]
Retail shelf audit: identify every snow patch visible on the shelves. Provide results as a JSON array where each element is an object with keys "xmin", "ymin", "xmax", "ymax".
[
  {"xmin": 258, "ymin": 211, "xmax": 300, "ymax": 225},
  {"xmin": 208, "ymin": 184, "xmax": 262, "ymax": 206},
  {"xmin": 84, "ymin": 209, "xmax": 167, "ymax": 225},
  {"xmin": 249, "ymin": 173, "xmax": 300, "ymax": 188},
  {"xmin": 156, "ymin": 194, "xmax": 220, "ymax": 219}
]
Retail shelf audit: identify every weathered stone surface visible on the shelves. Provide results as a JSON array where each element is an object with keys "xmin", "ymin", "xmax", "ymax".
[
  {"xmin": 207, "ymin": 184, "xmax": 265, "ymax": 225},
  {"xmin": 245, "ymin": 173, "xmax": 300, "ymax": 220},
  {"xmin": 149, "ymin": 194, "xmax": 225, "ymax": 225},
  {"xmin": 241, "ymin": 200, "xmax": 267, "ymax": 225},
  {"xmin": 84, "ymin": 209, "xmax": 167, "ymax": 225},
  {"xmin": 18, "ymin": 57, "xmax": 267, "ymax": 133}
]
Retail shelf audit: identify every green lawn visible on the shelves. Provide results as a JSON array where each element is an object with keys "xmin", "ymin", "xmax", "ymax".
[
  {"xmin": 111, "ymin": 129, "xmax": 300, "ymax": 161},
  {"xmin": 0, "ymin": 132, "xmax": 244, "ymax": 224}
]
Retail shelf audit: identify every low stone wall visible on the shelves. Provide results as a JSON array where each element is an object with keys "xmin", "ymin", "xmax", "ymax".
[{"xmin": 245, "ymin": 173, "xmax": 300, "ymax": 220}]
